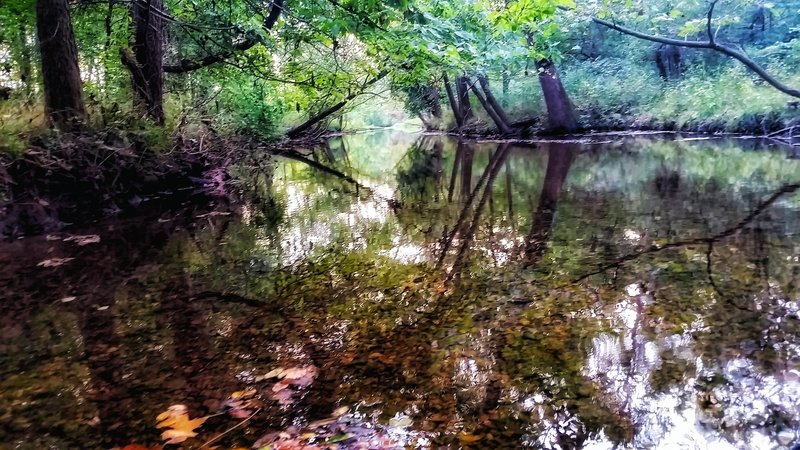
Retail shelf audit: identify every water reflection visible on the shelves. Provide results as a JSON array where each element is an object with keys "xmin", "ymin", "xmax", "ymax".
[{"xmin": 2, "ymin": 131, "xmax": 800, "ymax": 449}]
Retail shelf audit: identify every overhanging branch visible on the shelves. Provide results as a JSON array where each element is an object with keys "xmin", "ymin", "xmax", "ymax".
[
  {"xmin": 163, "ymin": 0, "xmax": 284, "ymax": 74},
  {"xmin": 592, "ymin": 16, "xmax": 800, "ymax": 99}
]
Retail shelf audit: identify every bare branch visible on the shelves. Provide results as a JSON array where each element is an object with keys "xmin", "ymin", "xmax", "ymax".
[{"xmin": 593, "ymin": 17, "xmax": 800, "ymax": 99}]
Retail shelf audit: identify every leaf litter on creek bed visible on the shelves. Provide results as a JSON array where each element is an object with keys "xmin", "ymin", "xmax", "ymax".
[
  {"xmin": 252, "ymin": 405, "xmax": 403, "ymax": 450},
  {"xmin": 134, "ymin": 363, "xmax": 415, "ymax": 449}
]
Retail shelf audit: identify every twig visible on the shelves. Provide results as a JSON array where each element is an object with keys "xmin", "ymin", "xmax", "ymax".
[{"xmin": 198, "ymin": 408, "xmax": 261, "ymax": 449}]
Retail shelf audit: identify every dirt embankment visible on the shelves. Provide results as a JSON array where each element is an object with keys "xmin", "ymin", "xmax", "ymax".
[{"xmin": 0, "ymin": 128, "xmax": 260, "ymax": 239}]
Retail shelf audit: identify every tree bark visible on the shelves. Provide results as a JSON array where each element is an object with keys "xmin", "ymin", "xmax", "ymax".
[
  {"xmin": 467, "ymin": 76, "xmax": 513, "ymax": 134},
  {"xmin": 537, "ymin": 59, "xmax": 578, "ymax": 133},
  {"xmin": 455, "ymin": 76, "xmax": 474, "ymax": 121},
  {"xmin": 129, "ymin": 0, "xmax": 166, "ymax": 124},
  {"xmin": 427, "ymin": 84, "xmax": 442, "ymax": 119},
  {"xmin": 443, "ymin": 73, "xmax": 464, "ymax": 128},
  {"xmin": 35, "ymin": 0, "xmax": 86, "ymax": 129},
  {"xmin": 477, "ymin": 74, "xmax": 512, "ymax": 128},
  {"xmin": 286, "ymin": 70, "xmax": 388, "ymax": 138}
]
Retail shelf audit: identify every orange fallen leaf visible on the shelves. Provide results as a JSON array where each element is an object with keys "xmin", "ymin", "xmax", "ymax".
[
  {"xmin": 155, "ymin": 404, "xmax": 208, "ymax": 444},
  {"xmin": 459, "ymin": 433, "xmax": 482, "ymax": 444}
]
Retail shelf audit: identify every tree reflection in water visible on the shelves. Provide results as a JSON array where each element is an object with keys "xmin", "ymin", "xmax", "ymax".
[{"xmin": 2, "ymin": 131, "xmax": 800, "ymax": 449}]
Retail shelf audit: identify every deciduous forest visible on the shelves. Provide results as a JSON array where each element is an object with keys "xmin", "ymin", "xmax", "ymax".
[{"xmin": 1, "ymin": 1, "xmax": 800, "ymax": 449}]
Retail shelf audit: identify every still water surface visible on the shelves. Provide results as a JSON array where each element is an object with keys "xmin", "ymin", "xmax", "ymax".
[{"xmin": 2, "ymin": 132, "xmax": 800, "ymax": 449}]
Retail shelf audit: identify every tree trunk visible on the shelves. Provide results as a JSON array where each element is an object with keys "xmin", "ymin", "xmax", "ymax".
[
  {"xmin": 427, "ymin": 84, "xmax": 442, "ymax": 119},
  {"xmin": 501, "ymin": 68, "xmax": 510, "ymax": 106},
  {"xmin": 477, "ymin": 74, "xmax": 512, "ymax": 130},
  {"xmin": 14, "ymin": 22, "xmax": 33, "ymax": 99},
  {"xmin": 35, "ymin": 0, "xmax": 86, "ymax": 129},
  {"xmin": 467, "ymin": 77, "xmax": 513, "ymax": 135},
  {"xmin": 537, "ymin": 59, "xmax": 578, "ymax": 133},
  {"xmin": 443, "ymin": 73, "xmax": 464, "ymax": 128},
  {"xmin": 129, "ymin": 0, "xmax": 166, "ymax": 124},
  {"xmin": 523, "ymin": 145, "xmax": 574, "ymax": 267},
  {"xmin": 455, "ymin": 76, "xmax": 474, "ymax": 122}
]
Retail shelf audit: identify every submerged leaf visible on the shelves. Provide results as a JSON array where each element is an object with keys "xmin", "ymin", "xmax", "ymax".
[{"xmin": 155, "ymin": 404, "xmax": 208, "ymax": 444}]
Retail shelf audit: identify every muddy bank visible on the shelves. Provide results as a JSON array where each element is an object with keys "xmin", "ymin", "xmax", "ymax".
[
  {"xmin": 409, "ymin": 107, "xmax": 800, "ymax": 139},
  {"xmin": 0, "ymin": 128, "xmax": 267, "ymax": 239}
]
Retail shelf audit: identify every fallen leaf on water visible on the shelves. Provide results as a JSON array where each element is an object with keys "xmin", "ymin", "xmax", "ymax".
[
  {"xmin": 155, "ymin": 404, "xmax": 208, "ymax": 444},
  {"xmin": 272, "ymin": 388, "xmax": 294, "ymax": 406},
  {"xmin": 389, "ymin": 417, "xmax": 412, "ymax": 428},
  {"xmin": 281, "ymin": 365, "xmax": 318, "ymax": 386},
  {"xmin": 259, "ymin": 368, "xmax": 284, "ymax": 380},
  {"xmin": 459, "ymin": 433, "xmax": 482, "ymax": 444},
  {"xmin": 118, "ymin": 445, "xmax": 163, "ymax": 450},
  {"xmin": 326, "ymin": 433, "xmax": 352, "ymax": 443},
  {"xmin": 64, "ymin": 234, "xmax": 101, "ymax": 245},
  {"xmin": 37, "ymin": 258, "xmax": 75, "ymax": 268},
  {"xmin": 223, "ymin": 389, "xmax": 261, "ymax": 418}
]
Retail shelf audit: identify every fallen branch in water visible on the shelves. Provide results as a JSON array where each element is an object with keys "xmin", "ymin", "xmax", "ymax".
[{"xmin": 198, "ymin": 408, "xmax": 261, "ymax": 449}]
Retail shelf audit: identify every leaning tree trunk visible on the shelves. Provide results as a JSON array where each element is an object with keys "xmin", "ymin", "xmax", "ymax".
[
  {"xmin": 467, "ymin": 77, "xmax": 512, "ymax": 135},
  {"xmin": 129, "ymin": 0, "xmax": 165, "ymax": 124},
  {"xmin": 443, "ymin": 73, "xmax": 464, "ymax": 128},
  {"xmin": 537, "ymin": 59, "xmax": 578, "ymax": 134},
  {"xmin": 35, "ymin": 0, "xmax": 86, "ymax": 129},
  {"xmin": 286, "ymin": 70, "xmax": 388, "ymax": 138},
  {"xmin": 477, "ymin": 74, "xmax": 512, "ymax": 128},
  {"xmin": 455, "ymin": 76, "xmax": 474, "ymax": 122}
]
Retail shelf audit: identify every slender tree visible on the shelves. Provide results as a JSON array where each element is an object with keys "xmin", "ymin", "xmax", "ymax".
[
  {"xmin": 124, "ymin": 0, "xmax": 166, "ymax": 124},
  {"xmin": 35, "ymin": 0, "xmax": 86, "ymax": 129}
]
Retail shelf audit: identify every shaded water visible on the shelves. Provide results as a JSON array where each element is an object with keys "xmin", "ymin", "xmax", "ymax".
[{"xmin": 2, "ymin": 132, "xmax": 800, "ymax": 449}]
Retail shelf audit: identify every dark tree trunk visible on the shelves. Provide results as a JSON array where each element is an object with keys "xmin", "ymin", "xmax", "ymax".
[
  {"xmin": 455, "ymin": 76, "xmax": 474, "ymax": 121},
  {"xmin": 35, "ymin": 0, "xmax": 86, "ymax": 129},
  {"xmin": 427, "ymin": 84, "xmax": 442, "ymax": 118},
  {"xmin": 523, "ymin": 145, "xmax": 574, "ymax": 266},
  {"xmin": 129, "ymin": 0, "xmax": 166, "ymax": 124},
  {"xmin": 443, "ymin": 73, "xmax": 464, "ymax": 128},
  {"xmin": 655, "ymin": 45, "xmax": 684, "ymax": 80},
  {"xmin": 477, "ymin": 74, "xmax": 512, "ymax": 130},
  {"xmin": 467, "ymin": 76, "xmax": 512, "ymax": 135},
  {"xmin": 502, "ymin": 68, "xmax": 510, "ymax": 107},
  {"xmin": 537, "ymin": 59, "xmax": 578, "ymax": 133}
]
